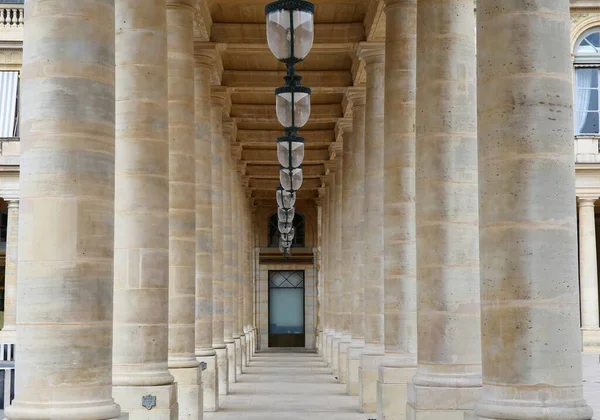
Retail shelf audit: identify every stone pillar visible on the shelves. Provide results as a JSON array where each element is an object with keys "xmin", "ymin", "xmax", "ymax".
[
  {"xmin": 357, "ymin": 41, "xmax": 386, "ymax": 414},
  {"xmin": 231, "ymin": 172, "xmax": 242, "ymax": 376},
  {"xmin": 408, "ymin": 1, "xmax": 482, "ymax": 418},
  {"xmin": 166, "ymin": 1, "xmax": 202, "ymax": 418},
  {"xmin": 475, "ymin": 1, "xmax": 593, "ymax": 418},
  {"xmin": 316, "ymin": 198, "xmax": 324, "ymax": 355},
  {"xmin": 194, "ymin": 47, "xmax": 219, "ymax": 412},
  {"xmin": 222, "ymin": 119, "xmax": 236, "ymax": 385},
  {"xmin": 325, "ymin": 173, "xmax": 337, "ymax": 366},
  {"xmin": 578, "ymin": 197, "xmax": 600, "ymax": 350},
  {"xmin": 378, "ymin": 1, "xmax": 418, "ymax": 419},
  {"xmin": 211, "ymin": 86, "xmax": 229, "ymax": 396},
  {"xmin": 337, "ymin": 120, "xmax": 353, "ymax": 385},
  {"xmin": 331, "ymin": 160, "xmax": 344, "ymax": 378},
  {"xmin": 5, "ymin": 1, "xmax": 121, "ymax": 418},
  {"xmin": 345, "ymin": 87, "xmax": 366, "ymax": 397},
  {"xmin": 237, "ymin": 182, "xmax": 247, "ymax": 371},
  {"xmin": 112, "ymin": 0, "xmax": 178, "ymax": 417},
  {"xmin": 1, "ymin": 199, "xmax": 18, "ymax": 336}
]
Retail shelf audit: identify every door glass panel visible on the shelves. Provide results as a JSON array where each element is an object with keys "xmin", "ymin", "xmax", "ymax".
[{"xmin": 269, "ymin": 288, "xmax": 303, "ymax": 334}]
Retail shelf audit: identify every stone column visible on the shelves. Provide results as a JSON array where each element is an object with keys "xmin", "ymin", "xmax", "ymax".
[
  {"xmin": 345, "ymin": 87, "xmax": 366, "ymax": 397},
  {"xmin": 237, "ymin": 182, "xmax": 247, "ymax": 371},
  {"xmin": 408, "ymin": 1, "xmax": 482, "ymax": 418},
  {"xmin": 5, "ymin": 1, "xmax": 121, "ymax": 418},
  {"xmin": 475, "ymin": 1, "xmax": 593, "ymax": 418},
  {"xmin": 194, "ymin": 46, "xmax": 219, "ymax": 412},
  {"xmin": 332, "ymin": 159, "xmax": 344, "ymax": 378},
  {"xmin": 316, "ymin": 198, "xmax": 324, "ymax": 355},
  {"xmin": 324, "ymin": 173, "xmax": 337, "ymax": 366},
  {"xmin": 222, "ymin": 119, "xmax": 236, "ymax": 385},
  {"xmin": 231, "ymin": 172, "xmax": 242, "ymax": 376},
  {"xmin": 211, "ymin": 86, "xmax": 229, "ymax": 396},
  {"xmin": 1, "ymin": 199, "xmax": 18, "ymax": 336},
  {"xmin": 357, "ymin": 41, "xmax": 386, "ymax": 414},
  {"xmin": 166, "ymin": 2, "xmax": 202, "ymax": 418},
  {"xmin": 112, "ymin": 0, "xmax": 177, "ymax": 417},
  {"xmin": 378, "ymin": 1, "xmax": 418, "ymax": 418},
  {"xmin": 337, "ymin": 120, "xmax": 353, "ymax": 385},
  {"xmin": 578, "ymin": 197, "xmax": 600, "ymax": 350}
]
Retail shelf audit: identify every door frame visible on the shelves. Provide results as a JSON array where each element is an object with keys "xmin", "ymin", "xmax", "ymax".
[{"xmin": 267, "ymin": 270, "xmax": 306, "ymax": 347}]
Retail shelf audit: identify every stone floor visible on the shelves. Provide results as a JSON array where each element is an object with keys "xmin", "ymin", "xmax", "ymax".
[
  {"xmin": 583, "ymin": 352, "xmax": 600, "ymax": 418},
  {"xmin": 204, "ymin": 351, "xmax": 375, "ymax": 420}
]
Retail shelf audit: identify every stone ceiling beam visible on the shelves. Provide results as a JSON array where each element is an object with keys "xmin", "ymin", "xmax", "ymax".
[
  {"xmin": 222, "ymin": 70, "xmax": 352, "ymax": 88},
  {"xmin": 245, "ymin": 164, "xmax": 324, "ymax": 178},
  {"xmin": 237, "ymin": 129, "xmax": 334, "ymax": 146},
  {"xmin": 230, "ymin": 104, "xmax": 342, "ymax": 124},
  {"xmin": 249, "ymin": 178, "xmax": 322, "ymax": 190},
  {"xmin": 242, "ymin": 148, "xmax": 330, "ymax": 164},
  {"xmin": 211, "ymin": 23, "xmax": 365, "ymax": 44}
]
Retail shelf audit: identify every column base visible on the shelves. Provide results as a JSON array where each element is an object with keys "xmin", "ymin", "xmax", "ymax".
[
  {"xmin": 169, "ymin": 365, "xmax": 202, "ymax": 420},
  {"xmin": 240, "ymin": 334, "xmax": 247, "ymax": 370},
  {"xmin": 376, "ymin": 355, "xmax": 417, "ymax": 420},
  {"xmin": 113, "ymin": 383, "xmax": 178, "ymax": 420},
  {"xmin": 214, "ymin": 346, "xmax": 229, "ymax": 395},
  {"xmin": 474, "ymin": 393, "xmax": 593, "ymax": 420},
  {"xmin": 337, "ymin": 335, "xmax": 352, "ymax": 384},
  {"xmin": 5, "ymin": 400, "xmax": 122, "ymax": 420},
  {"xmin": 359, "ymin": 348, "xmax": 385, "ymax": 413},
  {"xmin": 196, "ymin": 351, "xmax": 218, "ymax": 412},
  {"xmin": 234, "ymin": 336, "xmax": 242, "ymax": 375},
  {"xmin": 0, "ymin": 328, "xmax": 16, "ymax": 343},
  {"xmin": 407, "ymin": 380, "xmax": 481, "ymax": 420},
  {"xmin": 347, "ymin": 340, "xmax": 365, "ymax": 396},
  {"xmin": 331, "ymin": 334, "xmax": 342, "ymax": 376},
  {"xmin": 225, "ymin": 341, "xmax": 237, "ymax": 383},
  {"xmin": 582, "ymin": 328, "xmax": 600, "ymax": 352}
]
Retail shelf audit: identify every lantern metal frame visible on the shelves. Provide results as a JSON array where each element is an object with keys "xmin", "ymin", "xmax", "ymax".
[
  {"xmin": 277, "ymin": 133, "xmax": 304, "ymax": 169},
  {"xmin": 279, "ymin": 165, "xmax": 303, "ymax": 193},
  {"xmin": 265, "ymin": 0, "xmax": 316, "ymax": 66}
]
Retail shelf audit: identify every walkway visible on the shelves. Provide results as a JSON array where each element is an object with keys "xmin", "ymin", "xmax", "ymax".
[{"xmin": 204, "ymin": 351, "xmax": 374, "ymax": 420}]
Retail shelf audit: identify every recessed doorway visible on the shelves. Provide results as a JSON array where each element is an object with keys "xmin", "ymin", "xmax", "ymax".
[{"xmin": 268, "ymin": 270, "xmax": 305, "ymax": 348}]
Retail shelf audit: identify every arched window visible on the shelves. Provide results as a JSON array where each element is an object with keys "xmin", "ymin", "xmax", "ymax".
[
  {"xmin": 574, "ymin": 28, "xmax": 600, "ymax": 135},
  {"xmin": 268, "ymin": 212, "xmax": 305, "ymax": 248}
]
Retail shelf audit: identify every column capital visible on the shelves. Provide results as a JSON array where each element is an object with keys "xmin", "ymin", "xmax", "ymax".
[
  {"xmin": 579, "ymin": 196, "xmax": 599, "ymax": 207},
  {"xmin": 346, "ymin": 86, "xmax": 366, "ymax": 108},
  {"xmin": 166, "ymin": 0, "xmax": 195, "ymax": 9},
  {"xmin": 211, "ymin": 86, "xmax": 230, "ymax": 111},
  {"xmin": 222, "ymin": 117, "xmax": 237, "ymax": 141},
  {"xmin": 383, "ymin": 0, "xmax": 416, "ymax": 11},
  {"xmin": 195, "ymin": 42, "xmax": 223, "ymax": 84},
  {"xmin": 5, "ymin": 199, "xmax": 19, "ymax": 208},
  {"xmin": 357, "ymin": 42, "xmax": 385, "ymax": 65},
  {"xmin": 335, "ymin": 117, "xmax": 353, "ymax": 138}
]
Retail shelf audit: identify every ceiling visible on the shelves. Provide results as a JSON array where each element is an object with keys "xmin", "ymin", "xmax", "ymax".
[{"xmin": 192, "ymin": 0, "xmax": 386, "ymax": 211}]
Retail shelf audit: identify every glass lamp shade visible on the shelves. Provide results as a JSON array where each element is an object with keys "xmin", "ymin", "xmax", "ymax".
[
  {"xmin": 277, "ymin": 135, "xmax": 304, "ymax": 168},
  {"xmin": 275, "ymin": 86, "xmax": 311, "ymax": 128},
  {"xmin": 278, "ymin": 220, "xmax": 293, "ymax": 234},
  {"xmin": 280, "ymin": 166, "xmax": 303, "ymax": 192},
  {"xmin": 281, "ymin": 228, "xmax": 295, "ymax": 242},
  {"xmin": 265, "ymin": 1, "xmax": 315, "ymax": 64},
  {"xmin": 276, "ymin": 186, "xmax": 296, "ymax": 209},
  {"xmin": 280, "ymin": 237, "xmax": 293, "ymax": 248},
  {"xmin": 278, "ymin": 207, "xmax": 295, "ymax": 223}
]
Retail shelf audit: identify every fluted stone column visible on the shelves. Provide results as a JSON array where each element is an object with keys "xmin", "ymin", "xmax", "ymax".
[
  {"xmin": 358, "ymin": 41, "xmax": 386, "ymax": 414},
  {"xmin": 231, "ymin": 172, "xmax": 243, "ymax": 376},
  {"xmin": 578, "ymin": 197, "xmax": 600, "ymax": 350},
  {"xmin": 166, "ymin": 2, "xmax": 202, "ymax": 418},
  {"xmin": 475, "ymin": 1, "xmax": 593, "ymax": 418},
  {"xmin": 337, "ymin": 120, "xmax": 353, "ymax": 385},
  {"xmin": 378, "ymin": 1, "xmax": 418, "ymax": 418},
  {"xmin": 194, "ymin": 47, "xmax": 219, "ymax": 412},
  {"xmin": 346, "ymin": 87, "xmax": 366, "ymax": 397},
  {"xmin": 408, "ymin": 1, "xmax": 482, "ymax": 418},
  {"xmin": 5, "ymin": 2, "xmax": 121, "ymax": 418},
  {"xmin": 324, "ymin": 174, "xmax": 337, "ymax": 366},
  {"xmin": 237, "ymin": 182, "xmax": 247, "ymax": 371},
  {"xmin": 112, "ymin": 1, "xmax": 178, "ymax": 417},
  {"xmin": 222, "ymin": 119, "xmax": 237, "ymax": 385},
  {"xmin": 331, "ymin": 162, "xmax": 344, "ymax": 377},
  {"xmin": 211, "ymin": 87, "xmax": 229, "ymax": 396},
  {"xmin": 1, "ymin": 199, "xmax": 18, "ymax": 336},
  {"xmin": 316, "ymin": 199, "xmax": 325, "ymax": 355}
]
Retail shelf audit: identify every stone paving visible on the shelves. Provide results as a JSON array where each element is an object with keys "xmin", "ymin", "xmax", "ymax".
[
  {"xmin": 584, "ymin": 352, "xmax": 600, "ymax": 418},
  {"xmin": 204, "ymin": 351, "xmax": 375, "ymax": 420}
]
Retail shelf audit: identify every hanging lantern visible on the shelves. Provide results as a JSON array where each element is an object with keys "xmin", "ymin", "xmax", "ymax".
[
  {"xmin": 278, "ymin": 207, "xmax": 295, "ymax": 223},
  {"xmin": 276, "ymin": 186, "xmax": 296, "ymax": 209},
  {"xmin": 277, "ymin": 134, "xmax": 304, "ymax": 169},
  {"xmin": 280, "ymin": 166, "xmax": 303, "ymax": 192},
  {"xmin": 275, "ymin": 82, "xmax": 311, "ymax": 129},
  {"xmin": 278, "ymin": 220, "xmax": 293, "ymax": 234},
  {"xmin": 265, "ymin": 0, "xmax": 315, "ymax": 65},
  {"xmin": 281, "ymin": 228, "xmax": 295, "ymax": 242}
]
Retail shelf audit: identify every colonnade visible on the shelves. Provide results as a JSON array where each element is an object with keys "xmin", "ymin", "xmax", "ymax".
[
  {"xmin": 5, "ymin": 0, "xmax": 255, "ymax": 419},
  {"xmin": 318, "ymin": 0, "xmax": 595, "ymax": 419}
]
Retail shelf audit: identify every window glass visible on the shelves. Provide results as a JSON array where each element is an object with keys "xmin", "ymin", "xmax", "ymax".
[{"xmin": 575, "ymin": 68, "xmax": 600, "ymax": 134}]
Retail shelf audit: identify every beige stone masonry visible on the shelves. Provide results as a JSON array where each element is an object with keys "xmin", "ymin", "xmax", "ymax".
[
  {"xmin": 112, "ymin": 0, "xmax": 177, "ymax": 417},
  {"xmin": 194, "ymin": 46, "xmax": 219, "ymax": 412},
  {"xmin": 211, "ymin": 86, "xmax": 229, "ymax": 396},
  {"xmin": 166, "ymin": 1, "xmax": 202, "ymax": 418},
  {"xmin": 357, "ymin": 41, "xmax": 386, "ymax": 414},
  {"xmin": 475, "ymin": 0, "xmax": 593, "ymax": 418},
  {"xmin": 5, "ymin": 1, "xmax": 121, "ymax": 418},
  {"xmin": 408, "ymin": 1, "xmax": 482, "ymax": 418}
]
